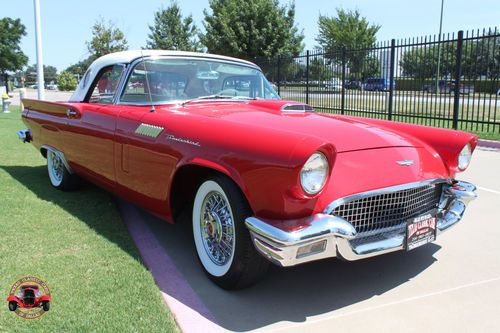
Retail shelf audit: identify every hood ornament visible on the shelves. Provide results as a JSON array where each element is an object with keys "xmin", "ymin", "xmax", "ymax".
[{"xmin": 397, "ymin": 160, "xmax": 414, "ymax": 166}]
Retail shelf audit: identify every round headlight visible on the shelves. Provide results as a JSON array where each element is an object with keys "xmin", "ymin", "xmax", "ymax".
[
  {"xmin": 458, "ymin": 143, "xmax": 472, "ymax": 170},
  {"xmin": 300, "ymin": 152, "xmax": 329, "ymax": 195}
]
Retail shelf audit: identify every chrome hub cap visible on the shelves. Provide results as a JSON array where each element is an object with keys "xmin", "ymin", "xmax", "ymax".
[{"xmin": 200, "ymin": 191, "xmax": 234, "ymax": 266}]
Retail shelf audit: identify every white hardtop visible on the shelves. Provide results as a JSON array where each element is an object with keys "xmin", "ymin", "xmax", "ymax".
[{"xmin": 69, "ymin": 50, "xmax": 260, "ymax": 102}]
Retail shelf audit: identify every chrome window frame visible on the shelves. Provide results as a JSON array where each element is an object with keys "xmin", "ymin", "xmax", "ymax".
[{"xmin": 113, "ymin": 55, "xmax": 268, "ymax": 106}]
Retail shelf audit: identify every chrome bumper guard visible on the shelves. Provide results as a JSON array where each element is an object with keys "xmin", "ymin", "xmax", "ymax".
[{"xmin": 245, "ymin": 180, "xmax": 477, "ymax": 267}]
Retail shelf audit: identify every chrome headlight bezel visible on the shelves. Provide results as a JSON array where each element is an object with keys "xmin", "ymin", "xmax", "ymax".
[
  {"xmin": 300, "ymin": 152, "xmax": 329, "ymax": 195},
  {"xmin": 457, "ymin": 143, "xmax": 472, "ymax": 170}
]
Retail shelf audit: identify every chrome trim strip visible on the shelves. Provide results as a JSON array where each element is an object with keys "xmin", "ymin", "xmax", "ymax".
[
  {"xmin": 40, "ymin": 145, "xmax": 73, "ymax": 174},
  {"xmin": 245, "ymin": 179, "xmax": 476, "ymax": 267}
]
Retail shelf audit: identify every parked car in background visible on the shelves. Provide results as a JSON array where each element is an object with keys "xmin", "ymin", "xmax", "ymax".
[
  {"xmin": 422, "ymin": 80, "xmax": 475, "ymax": 94},
  {"xmin": 46, "ymin": 83, "xmax": 58, "ymax": 90},
  {"xmin": 345, "ymin": 80, "xmax": 363, "ymax": 90},
  {"xmin": 422, "ymin": 80, "xmax": 450, "ymax": 93},
  {"xmin": 363, "ymin": 77, "xmax": 395, "ymax": 91},
  {"xmin": 324, "ymin": 78, "xmax": 343, "ymax": 91},
  {"xmin": 451, "ymin": 82, "xmax": 475, "ymax": 94},
  {"xmin": 19, "ymin": 50, "xmax": 477, "ymax": 289}
]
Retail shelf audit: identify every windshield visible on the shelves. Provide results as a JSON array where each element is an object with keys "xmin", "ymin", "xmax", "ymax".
[{"xmin": 120, "ymin": 57, "xmax": 280, "ymax": 104}]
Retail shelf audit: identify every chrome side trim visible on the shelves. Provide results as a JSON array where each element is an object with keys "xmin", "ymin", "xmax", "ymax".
[
  {"xmin": 245, "ymin": 179, "xmax": 476, "ymax": 267},
  {"xmin": 40, "ymin": 145, "xmax": 73, "ymax": 174}
]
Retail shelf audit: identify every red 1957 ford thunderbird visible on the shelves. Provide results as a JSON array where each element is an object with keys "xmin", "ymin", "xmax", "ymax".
[{"xmin": 19, "ymin": 50, "xmax": 477, "ymax": 289}]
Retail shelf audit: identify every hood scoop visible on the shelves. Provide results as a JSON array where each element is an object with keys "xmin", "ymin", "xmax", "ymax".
[{"xmin": 281, "ymin": 103, "xmax": 314, "ymax": 113}]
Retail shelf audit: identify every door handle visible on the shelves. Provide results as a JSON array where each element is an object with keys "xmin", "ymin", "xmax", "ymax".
[{"xmin": 66, "ymin": 108, "xmax": 79, "ymax": 117}]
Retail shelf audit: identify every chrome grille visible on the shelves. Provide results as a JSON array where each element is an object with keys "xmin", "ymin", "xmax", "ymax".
[{"xmin": 330, "ymin": 183, "xmax": 443, "ymax": 234}]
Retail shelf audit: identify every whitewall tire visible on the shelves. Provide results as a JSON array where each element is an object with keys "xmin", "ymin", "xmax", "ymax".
[
  {"xmin": 46, "ymin": 150, "xmax": 80, "ymax": 191},
  {"xmin": 192, "ymin": 175, "xmax": 269, "ymax": 289}
]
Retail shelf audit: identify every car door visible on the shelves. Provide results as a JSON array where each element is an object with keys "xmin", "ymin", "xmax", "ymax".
[
  {"xmin": 113, "ymin": 59, "xmax": 180, "ymax": 217},
  {"xmin": 64, "ymin": 64, "xmax": 126, "ymax": 188}
]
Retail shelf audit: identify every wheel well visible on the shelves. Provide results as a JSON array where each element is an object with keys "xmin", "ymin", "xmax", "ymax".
[
  {"xmin": 41, "ymin": 147, "xmax": 47, "ymax": 158},
  {"xmin": 169, "ymin": 165, "xmax": 249, "ymax": 223}
]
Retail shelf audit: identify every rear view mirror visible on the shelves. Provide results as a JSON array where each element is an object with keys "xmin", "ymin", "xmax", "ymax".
[{"xmin": 196, "ymin": 71, "xmax": 220, "ymax": 80}]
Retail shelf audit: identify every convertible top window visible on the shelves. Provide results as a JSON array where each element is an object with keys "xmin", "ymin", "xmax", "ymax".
[{"xmin": 120, "ymin": 58, "xmax": 280, "ymax": 104}]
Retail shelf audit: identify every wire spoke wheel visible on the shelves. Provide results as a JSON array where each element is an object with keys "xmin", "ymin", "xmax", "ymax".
[{"xmin": 200, "ymin": 191, "xmax": 235, "ymax": 266}]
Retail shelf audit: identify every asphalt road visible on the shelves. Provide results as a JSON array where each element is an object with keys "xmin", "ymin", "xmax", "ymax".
[
  {"xmin": 137, "ymin": 147, "xmax": 500, "ymax": 333},
  {"xmin": 9, "ymin": 88, "xmax": 73, "ymax": 106}
]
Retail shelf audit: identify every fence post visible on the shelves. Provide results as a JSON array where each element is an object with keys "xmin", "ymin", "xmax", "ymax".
[
  {"xmin": 306, "ymin": 50, "xmax": 310, "ymax": 105},
  {"xmin": 388, "ymin": 39, "xmax": 396, "ymax": 121},
  {"xmin": 277, "ymin": 57, "xmax": 281, "ymax": 96},
  {"xmin": 341, "ymin": 47, "xmax": 346, "ymax": 115},
  {"xmin": 452, "ymin": 30, "xmax": 463, "ymax": 130}
]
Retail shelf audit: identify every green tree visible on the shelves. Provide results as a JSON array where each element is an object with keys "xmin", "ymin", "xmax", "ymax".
[
  {"xmin": 316, "ymin": 9, "xmax": 380, "ymax": 75},
  {"xmin": 87, "ymin": 18, "xmax": 128, "ymax": 59},
  {"xmin": 400, "ymin": 44, "xmax": 456, "ymax": 79},
  {"xmin": 360, "ymin": 54, "xmax": 380, "ymax": 79},
  {"xmin": 309, "ymin": 57, "xmax": 334, "ymax": 82},
  {"xmin": 201, "ymin": 0, "xmax": 304, "ymax": 59},
  {"xmin": 65, "ymin": 57, "xmax": 95, "ymax": 79},
  {"xmin": 146, "ymin": 1, "xmax": 201, "ymax": 51},
  {"xmin": 24, "ymin": 64, "xmax": 58, "ymax": 85},
  {"xmin": 57, "ymin": 71, "xmax": 78, "ymax": 91},
  {"xmin": 462, "ymin": 32, "xmax": 500, "ymax": 80},
  {"xmin": 0, "ymin": 18, "xmax": 28, "ymax": 88}
]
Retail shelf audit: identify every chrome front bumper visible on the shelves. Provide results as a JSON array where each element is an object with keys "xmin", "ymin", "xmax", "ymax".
[{"xmin": 245, "ymin": 180, "xmax": 477, "ymax": 267}]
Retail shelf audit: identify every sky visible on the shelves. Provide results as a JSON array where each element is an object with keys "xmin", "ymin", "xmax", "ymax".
[{"xmin": 4, "ymin": 0, "xmax": 500, "ymax": 71}]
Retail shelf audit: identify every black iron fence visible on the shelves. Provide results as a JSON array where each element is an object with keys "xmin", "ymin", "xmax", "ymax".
[{"xmin": 254, "ymin": 28, "xmax": 500, "ymax": 134}]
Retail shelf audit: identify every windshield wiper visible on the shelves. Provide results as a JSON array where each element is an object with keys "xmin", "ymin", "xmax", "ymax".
[
  {"xmin": 181, "ymin": 94, "xmax": 233, "ymax": 106},
  {"xmin": 181, "ymin": 94, "xmax": 257, "ymax": 106}
]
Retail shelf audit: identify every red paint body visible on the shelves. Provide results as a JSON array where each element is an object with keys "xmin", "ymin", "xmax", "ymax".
[{"xmin": 21, "ymin": 98, "xmax": 477, "ymax": 230}]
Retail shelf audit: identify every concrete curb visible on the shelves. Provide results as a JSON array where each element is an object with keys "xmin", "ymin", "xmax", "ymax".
[
  {"xmin": 478, "ymin": 139, "xmax": 500, "ymax": 150},
  {"xmin": 116, "ymin": 199, "xmax": 223, "ymax": 333}
]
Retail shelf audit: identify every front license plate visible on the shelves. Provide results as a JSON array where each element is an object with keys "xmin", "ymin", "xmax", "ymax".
[{"xmin": 406, "ymin": 210, "xmax": 437, "ymax": 251}]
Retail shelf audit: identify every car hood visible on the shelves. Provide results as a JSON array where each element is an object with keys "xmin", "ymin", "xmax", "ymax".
[{"xmin": 172, "ymin": 100, "xmax": 422, "ymax": 153}]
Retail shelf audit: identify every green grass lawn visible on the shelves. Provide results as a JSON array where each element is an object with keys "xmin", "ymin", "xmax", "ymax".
[{"xmin": 0, "ymin": 107, "xmax": 178, "ymax": 332}]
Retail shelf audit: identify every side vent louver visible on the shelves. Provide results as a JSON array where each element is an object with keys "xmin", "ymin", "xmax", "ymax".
[{"xmin": 135, "ymin": 123, "xmax": 164, "ymax": 138}]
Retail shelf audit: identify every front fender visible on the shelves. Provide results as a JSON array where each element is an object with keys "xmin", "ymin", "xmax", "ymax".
[{"xmin": 7, "ymin": 296, "xmax": 18, "ymax": 303}]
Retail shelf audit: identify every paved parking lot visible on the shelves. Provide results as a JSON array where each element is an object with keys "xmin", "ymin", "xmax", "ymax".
[{"xmin": 133, "ymin": 147, "xmax": 500, "ymax": 333}]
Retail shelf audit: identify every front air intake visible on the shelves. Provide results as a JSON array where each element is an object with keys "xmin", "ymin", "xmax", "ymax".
[{"xmin": 281, "ymin": 104, "xmax": 314, "ymax": 112}]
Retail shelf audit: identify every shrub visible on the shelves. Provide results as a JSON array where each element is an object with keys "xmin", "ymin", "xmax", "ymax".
[{"xmin": 57, "ymin": 71, "xmax": 78, "ymax": 91}]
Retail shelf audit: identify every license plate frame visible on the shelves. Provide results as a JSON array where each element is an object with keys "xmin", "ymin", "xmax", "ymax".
[{"xmin": 406, "ymin": 210, "xmax": 437, "ymax": 251}]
